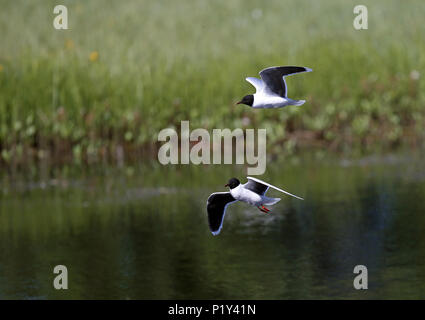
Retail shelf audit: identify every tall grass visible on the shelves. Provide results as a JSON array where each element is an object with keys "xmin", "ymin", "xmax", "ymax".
[{"xmin": 0, "ymin": 0, "xmax": 424, "ymax": 165}]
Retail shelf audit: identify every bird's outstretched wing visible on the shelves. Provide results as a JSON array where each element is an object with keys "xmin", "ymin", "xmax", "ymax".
[
  {"xmin": 207, "ymin": 192, "xmax": 237, "ymax": 235},
  {"xmin": 245, "ymin": 77, "xmax": 265, "ymax": 93},
  {"xmin": 246, "ymin": 176, "xmax": 304, "ymax": 200},
  {"xmin": 259, "ymin": 66, "xmax": 312, "ymax": 97}
]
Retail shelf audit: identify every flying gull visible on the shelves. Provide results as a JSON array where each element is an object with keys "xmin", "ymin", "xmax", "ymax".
[
  {"xmin": 236, "ymin": 66, "xmax": 312, "ymax": 108},
  {"xmin": 206, "ymin": 177, "xmax": 304, "ymax": 235}
]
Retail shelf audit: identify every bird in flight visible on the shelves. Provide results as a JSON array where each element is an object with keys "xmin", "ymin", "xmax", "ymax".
[
  {"xmin": 206, "ymin": 177, "xmax": 304, "ymax": 235},
  {"xmin": 236, "ymin": 66, "xmax": 312, "ymax": 109}
]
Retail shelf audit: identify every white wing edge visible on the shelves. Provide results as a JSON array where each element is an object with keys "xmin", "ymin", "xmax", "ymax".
[
  {"xmin": 246, "ymin": 177, "xmax": 304, "ymax": 200},
  {"xmin": 282, "ymin": 77, "xmax": 288, "ymax": 97}
]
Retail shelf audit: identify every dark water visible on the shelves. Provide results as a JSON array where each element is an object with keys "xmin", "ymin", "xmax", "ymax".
[{"xmin": 1, "ymin": 155, "xmax": 425, "ymax": 299}]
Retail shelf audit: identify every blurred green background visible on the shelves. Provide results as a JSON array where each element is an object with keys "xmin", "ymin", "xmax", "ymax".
[{"xmin": 0, "ymin": 0, "xmax": 424, "ymax": 167}]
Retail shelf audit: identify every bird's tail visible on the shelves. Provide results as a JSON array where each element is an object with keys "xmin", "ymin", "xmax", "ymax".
[
  {"xmin": 290, "ymin": 99, "xmax": 306, "ymax": 106},
  {"xmin": 262, "ymin": 197, "xmax": 281, "ymax": 205}
]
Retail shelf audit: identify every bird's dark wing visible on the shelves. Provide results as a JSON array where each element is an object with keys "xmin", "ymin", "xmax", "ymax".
[
  {"xmin": 243, "ymin": 178, "xmax": 269, "ymax": 195},
  {"xmin": 259, "ymin": 66, "xmax": 312, "ymax": 97},
  {"xmin": 207, "ymin": 192, "xmax": 237, "ymax": 235}
]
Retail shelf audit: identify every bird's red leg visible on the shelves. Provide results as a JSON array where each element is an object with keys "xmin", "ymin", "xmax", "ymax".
[
  {"xmin": 257, "ymin": 206, "xmax": 268, "ymax": 213},
  {"xmin": 261, "ymin": 205, "xmax": 270, "ymax": 213}
]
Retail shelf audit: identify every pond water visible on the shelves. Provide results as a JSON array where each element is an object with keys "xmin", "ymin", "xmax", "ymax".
[{"xmin": 1, "ymin": 154, "xmax": 425, "ymax": 299}]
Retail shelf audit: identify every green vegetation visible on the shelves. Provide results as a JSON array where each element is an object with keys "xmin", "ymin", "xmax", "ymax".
[{"xmin": 1, "ymin": 0, "xmax": 424, "ymax": 166}]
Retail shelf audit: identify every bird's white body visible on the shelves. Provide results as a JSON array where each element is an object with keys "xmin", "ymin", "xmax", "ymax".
[
  {"xmin": 230, "ymin": 184, "xmax": 280, "ymax": 206},
  {"xmin": 252, "ymin": 94, "xmax": 305, "ymax": 109}
]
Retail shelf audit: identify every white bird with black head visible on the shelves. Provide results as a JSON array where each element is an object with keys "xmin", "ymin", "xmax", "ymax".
[
  {"xmin": 236, "ymin": 66, "xmax": 312, "ymax": 109},
  {"xmin": 206, "ymin": 177, "xmax": 304, "ymax": 235}
]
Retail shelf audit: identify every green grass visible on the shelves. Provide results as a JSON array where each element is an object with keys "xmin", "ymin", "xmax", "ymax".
[{"xmin": 0, "ymin": 0, "xmax": 424, "ymax": 165}]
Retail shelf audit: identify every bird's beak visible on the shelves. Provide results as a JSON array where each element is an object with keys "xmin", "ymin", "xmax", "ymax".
[
  {"xmin": 234, "ymin": 101, "xmax": 242, "ymax": 105},
  {"xmin": 224, "ymin": 184, "xmax": 229, "ymax": 187}
]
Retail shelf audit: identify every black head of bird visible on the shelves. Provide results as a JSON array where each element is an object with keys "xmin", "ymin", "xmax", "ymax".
[
  {"xmin": 225, "ymin": 177, "xmax": 240, "ymax": 189},
  {"xmin": 235, "ymin": 94, "xmax": 254, "ymax": 107}
]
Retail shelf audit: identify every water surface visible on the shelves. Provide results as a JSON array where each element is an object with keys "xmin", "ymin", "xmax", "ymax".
[{"xmin": 1, "ymin": 155, "xmax": 425, "ymax": 299}]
